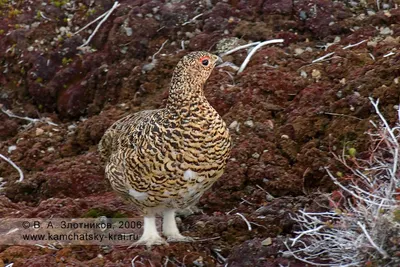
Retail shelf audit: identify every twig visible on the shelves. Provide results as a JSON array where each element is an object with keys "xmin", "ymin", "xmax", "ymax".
[
  {"xmin": 235, "ymin": 213, "xmax": 252, "ymax": 231},
  {"xmin": 240, "ymin": 197, "xmax": 256, "ymax": 206},
  {"xmin": 195, "ymin": 236, "xmax": 221, "ymax": 242},
  {"xmin": 78, "ymin": 1, "xmax": 120, "ymax": 48},
  {"xmin": 249, "ymin": 221, "xmax": 268, "ymax": 230},
  {"xmin": 131, "ymin": 255, "xmax": 140, "ymax": 267},
  {"xmin": 256, "ymin": 184, "xmax": 275, "ymax": 199},
  {"xmin": 357, "ymin": 221, "xmax": 389, "ymax": 259},
  {"xmin": 369, "ymin": 53, "xmax": 375, "ymax": 61},
  {"xmin": 34, "ymin": 244, "xmax": 58, "ymax": 250},
  {"xmin": 298, "ymin": 56, "xmax": 341, "ymax": 70},
  {"xmin": 256, "ymin": 184, "xmax": 266, "ymax": 192},
  {"xmin": 322, "ymin": 112, "xmax": 362, "ymax": 121},
  {"xmin": 285, "ymin": 98, "xmax": 400, "ymax": 266},
  {"xmin": 237, "ymin": 39, "xmax": 284, "ymax": 74},
  {"xmin": 383, "ymin": 51, "xmax": 395, "ymax": 58},
  {"xmin": 212, "ymin": 248, "xmax": 227, "ymax": 263},
  {"xmin": 1, "ymin": 106, "xmax": 58, "ymax": 126},
  {"xmin": 312, "ymin": 52, "xmax": 335, "ymax": 63},
  {"xmin": 342, "ymin": 40, "xmax": 367, "ymax": 50},
  {"xmin": 163, "ymin": 257, "xmax": 169, "ymax": 267},
  {"xmin": 0, "ymin": 177, "xmax": 6, "ymax": 191},
  {"xmin": 74, "ymin": 9, "xmax": 108, "ymax": 35},
  {"xmin": 290, "ymin": 225, "xmax": 325, "ymax": 246},
  {"xmin": 1, "ymin": 107, "xmax": 38, "ymax": 124},
  {"xmin": 142, "ymin": 40, "xmax": 168, "ymax": 72},
  {"xmin": 283, "ymin": 241, "xmax": 354, "ymax": 267},
  {"xmin": 226, "ymin": 207, "xmax": 237, "ymax": 215},
  {"xmin": 39, "ymin": 11, "xmax": 51, "ymax": 21},
  {"xmin": 216, "ymin": 61, "xmax": 239, "ymax": 71},
  {"xmin": 182, "ymin": 13, "xmax": 203, "ymax": 26},
  {"xmin": 219, "ymin": 42, "xmax": 261, "ymax": 57},
  {"xmin": 326, "ymin": 168, "xmax": 393, "ymax": 208},
  {"xmin": 370, "ymin": 97, "xmax": 399, "ymax": 175},
  {"xmin": 5, "ymin": 228, "xmax": 19, "ymax": 235},
  {"xmin": 0, "ymin": 154, "xmax": 24, "ymax": 182},
  {"xmin": 152, "ymin": 40, "xmax": 168, "ymax": 61}
]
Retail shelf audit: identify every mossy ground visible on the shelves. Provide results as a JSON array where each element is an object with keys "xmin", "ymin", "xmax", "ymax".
[{"xmin": 0, "ymin": 0, "xmax": 399, "ymax": 266}]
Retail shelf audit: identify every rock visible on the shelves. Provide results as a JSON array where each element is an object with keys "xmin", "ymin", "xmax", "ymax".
[
  {"xmin": 244, "ymin": 120, "xmax": 254, "ymax": 128},
  {"xmin": 35, "ymin": 128, "xmax": 44, "ymax": 136},
  {"xmin": 294, "ymin": 48, "xmax": 304, "ymax": 56},
  {"xmin": 7, "ymin": 145, "xmax": 17, "ymax": 153},
  {"xmin": 229, "ymin": 120, "xmax": 238, "ymax": 130},
  {"xmin": 311, "ymin": 69, "xmax": 321, "ymax": 81},
  {"xmin": 379, "ymin": 27, "xmax": 393, "ymax": 35},
  {"xmin": 261, "ymin": 237, "xmax": 272, "ymax": 246}
]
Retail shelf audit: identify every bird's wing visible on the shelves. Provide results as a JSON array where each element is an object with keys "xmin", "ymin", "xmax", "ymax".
[
  {"xmin": 99, "ymin": 109, "xmax": 169, "ymax": 196},
  {"xmin": 98, "ymin": 110, "xmax": 159, "ymax": 162}
]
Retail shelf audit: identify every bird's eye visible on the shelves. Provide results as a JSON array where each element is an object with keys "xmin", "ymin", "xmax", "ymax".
[{"xmin": 201, "ymin": 58, "xmax": 209, "ymax": 66}]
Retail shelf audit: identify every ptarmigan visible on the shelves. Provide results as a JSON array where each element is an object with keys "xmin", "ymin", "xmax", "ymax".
[{"xmin": 98, "ymin": 51, "xmax": 231, "ymax": 247}]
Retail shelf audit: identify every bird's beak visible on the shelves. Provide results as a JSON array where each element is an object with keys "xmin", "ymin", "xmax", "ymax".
[{"xmin": 213, "ymin": 55, "xmax": 223, "ymax": 66}]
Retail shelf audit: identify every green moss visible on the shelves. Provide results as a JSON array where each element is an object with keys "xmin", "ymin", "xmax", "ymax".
[
  {"xmin": 85, "ymin": 8, "xmax": 97, "ymax": 18},
  {"xmin": 111, "ymin": 211, "xmax": 126, "ymax": 218},
  {"xmin": 348, "ymin": 147, "xmax": 356, "ymax": 158},
  {"xmin": 82, "ymin": 209, "xmax": 102, "ymax": 218},
  {"xmin": 51, "ymin": 0, "xmax": 69, "ymax": 8},
  {"xmin": 82, "ymin": 208, "xmax": 127, "ymax": 218},
  {"xmin": 393, "ymin": 209, "xmax": 400, "ymax": 223},
  {"xmin": 62, "ymin": 57, "xmax": 73, "ymax": 66},
  {"xmin": 0, "ymin": 0, "xmax": 7, "ymax": 8},
  {"xmin": 79, "ymin": 4, "xmax": 87, "ymax": 12},
  {"xmin": 8, "ymin": 8, "xmax": 22, "ymax": 18},
  {"xmin": 52, "ymin": 1, "xmax": 62, "ymax": 7},
  {"xmin": 35, "ymin": 10, "xmax": 42, "ymax": 20}
]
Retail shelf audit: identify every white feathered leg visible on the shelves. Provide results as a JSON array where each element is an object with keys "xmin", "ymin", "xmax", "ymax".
[
  {"xmin": 162, "ymin": 209, "xmax": 194, "ymax": 242},
  {"xmin": 131, "ymin": 215, "xmax": 167, "ymax": 248}
]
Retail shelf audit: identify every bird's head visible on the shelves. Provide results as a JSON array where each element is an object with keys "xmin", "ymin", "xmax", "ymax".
[
  {"xmin": 167, "ymin": 51, "xmax": 222, "ymax": 108},
  {"xmin": 171, "ymin": 51, "xmax": 222, "ymax": 88}
]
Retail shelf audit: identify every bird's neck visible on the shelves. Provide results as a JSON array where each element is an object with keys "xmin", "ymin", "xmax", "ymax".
[{"xmin": 166, "ymin": 76, "xmax": 206, "ymax": 111}]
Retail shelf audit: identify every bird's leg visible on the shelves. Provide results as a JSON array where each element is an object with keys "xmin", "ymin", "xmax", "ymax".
[
  {"xmin": 131, "ymin": 215, "xmax": 167, "ymax": 248},
  {"xmin": 162, "ymin": 209, "xmax": 194, "ymax": 242}
]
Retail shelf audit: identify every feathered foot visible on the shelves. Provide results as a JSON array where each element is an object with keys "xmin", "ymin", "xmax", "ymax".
[
  {"xmin": 129, "ymin": 215, "xmax": 168, "ymax": 248},
  {"xmin": 162, "ymin": 209, "xmax": 195, "ymax": 243}
]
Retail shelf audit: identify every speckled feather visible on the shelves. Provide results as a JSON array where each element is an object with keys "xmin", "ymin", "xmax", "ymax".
[{"xmin": 99, "ymin": 51, "xmax": 231, "ymax": 215}]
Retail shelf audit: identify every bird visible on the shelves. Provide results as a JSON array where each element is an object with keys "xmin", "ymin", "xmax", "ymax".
[{"xmin": 98, "ymin": 51, "xmax": 232, "ymax": 247}]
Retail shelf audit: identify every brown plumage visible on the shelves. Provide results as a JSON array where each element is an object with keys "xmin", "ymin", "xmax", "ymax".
[{"xmin": 98, "ymin": 51, "xmax": 231, "ymax": 247}]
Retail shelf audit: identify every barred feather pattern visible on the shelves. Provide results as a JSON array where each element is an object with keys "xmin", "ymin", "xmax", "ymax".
[{"xmin": 99, "ymin": 51, "xmax": 231, "ymax": 215}]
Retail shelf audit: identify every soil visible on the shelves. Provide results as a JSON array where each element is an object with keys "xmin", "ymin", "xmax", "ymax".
[{"xmin": 0, "ymin": 0, "xmax": 399, "ymax": 266}]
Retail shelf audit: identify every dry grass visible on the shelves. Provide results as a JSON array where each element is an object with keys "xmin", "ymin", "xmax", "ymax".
[{"xmin": 285, "ymin": 98, "xmax": 400, "ymax": 266}]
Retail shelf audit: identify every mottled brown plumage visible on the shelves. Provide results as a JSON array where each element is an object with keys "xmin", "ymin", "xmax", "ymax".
[{"xmin": 98, "ymin": 51, "xmax": 231, "ymax": 246}]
